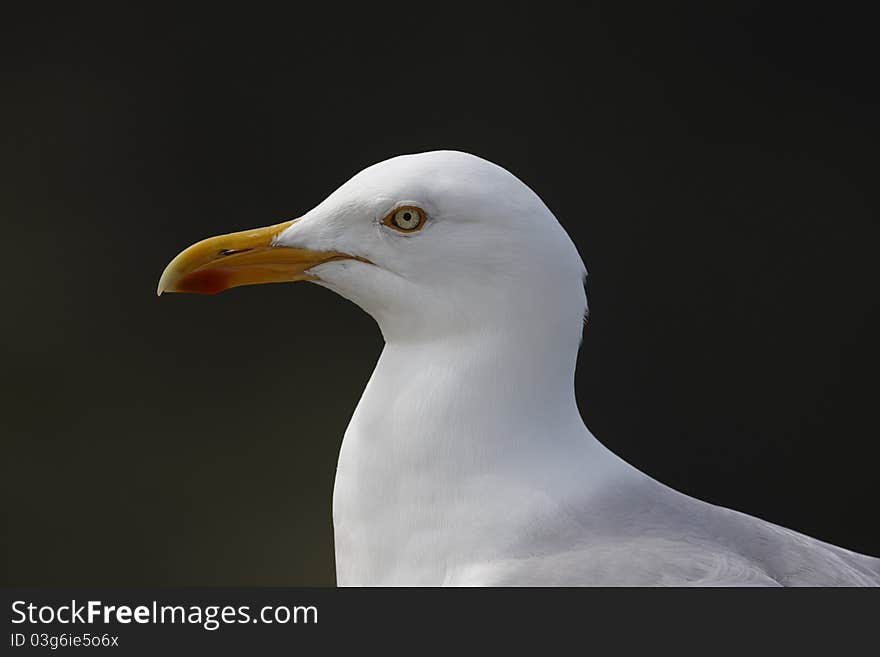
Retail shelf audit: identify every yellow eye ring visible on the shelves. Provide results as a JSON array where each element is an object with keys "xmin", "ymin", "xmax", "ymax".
[{"xmin": 383, "ymin": 206, "xmax": 426, "ymax": 233}]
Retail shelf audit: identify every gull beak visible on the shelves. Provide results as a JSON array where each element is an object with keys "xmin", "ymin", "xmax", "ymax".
[{"xmin": 157, "ymin": 219, "xmax": 353, "ymax": 295}]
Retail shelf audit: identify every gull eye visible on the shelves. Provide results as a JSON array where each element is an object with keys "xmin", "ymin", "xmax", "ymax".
[{"xmin": 384, "ymin": 206, "xmax": 425, "ymax": 233}]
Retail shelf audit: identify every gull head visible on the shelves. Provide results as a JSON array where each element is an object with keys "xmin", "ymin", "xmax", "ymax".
[{"xmin": 158, "ymin": 151, "xmax": 587, "ymax": 343}]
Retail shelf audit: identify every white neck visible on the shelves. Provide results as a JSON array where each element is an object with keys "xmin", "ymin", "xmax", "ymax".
[{"xmin": 331, "ymin": 325, "xmax": 629, "ymax": 585}]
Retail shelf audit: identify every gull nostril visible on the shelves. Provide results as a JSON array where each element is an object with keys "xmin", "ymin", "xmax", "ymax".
[{"xmin": 218, "ymin": 248, "xmax": 251, "ymax": 256}]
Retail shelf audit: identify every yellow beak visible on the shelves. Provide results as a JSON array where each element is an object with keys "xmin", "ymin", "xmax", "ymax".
[{"xmin": 157, "ymin": 219, "xmax": 356, "ymax": 295}]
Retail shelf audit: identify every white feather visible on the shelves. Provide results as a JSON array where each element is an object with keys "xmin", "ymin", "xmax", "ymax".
[{"xmin": 276, "ymin": 151, "xmax": 880, "ymax": 586}]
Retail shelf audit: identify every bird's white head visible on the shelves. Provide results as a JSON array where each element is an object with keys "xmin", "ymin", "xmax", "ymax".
[{"xmin": 158, "ymin": 151, "xmax": 587, "ymax": 344}]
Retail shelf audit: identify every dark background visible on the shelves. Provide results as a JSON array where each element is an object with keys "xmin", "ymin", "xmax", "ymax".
[{"xmin": 2, "ymin": 3, "xmax": 877, "ymax": 585}]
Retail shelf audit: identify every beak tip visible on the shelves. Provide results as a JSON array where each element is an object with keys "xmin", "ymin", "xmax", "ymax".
[
  {"xmin": 156, "ymin": 274, "xmax": 169, "ymax": 296},
  {"xmin": 157, "ymin": 267, "xmax": 174, "ymax": 296}
]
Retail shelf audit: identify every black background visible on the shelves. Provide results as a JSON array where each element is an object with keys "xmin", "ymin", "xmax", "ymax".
[{"xmin": 2, "ymin": 3, "xmax": 877, "ymax": 585}]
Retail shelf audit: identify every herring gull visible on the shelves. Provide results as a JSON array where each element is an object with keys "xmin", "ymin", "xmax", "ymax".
[{"xmin": 158, "ymin": 150, "xmax": 880, "ymax": 586}]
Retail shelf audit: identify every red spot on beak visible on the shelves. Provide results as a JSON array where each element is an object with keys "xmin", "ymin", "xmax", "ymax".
[{"xmin": 176, "ymin": 268, "xmax": 231, "ymax": 294}]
